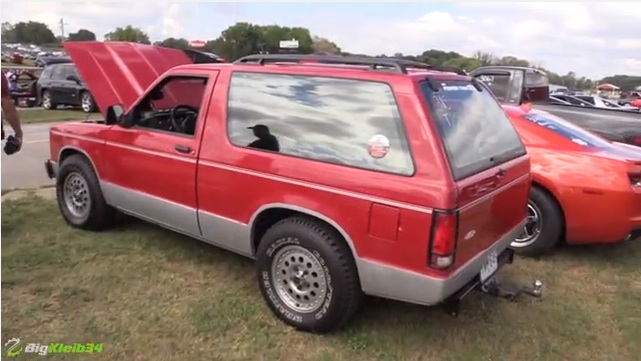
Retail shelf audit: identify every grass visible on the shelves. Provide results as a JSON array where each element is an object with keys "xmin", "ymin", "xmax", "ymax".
[
  {"xmin": 2, "ymin": 197, "xmax": 640, "ymax": 361},
  {"xmin": 18, "ymin": 109, "xmax": 101, "ymax": 124}
]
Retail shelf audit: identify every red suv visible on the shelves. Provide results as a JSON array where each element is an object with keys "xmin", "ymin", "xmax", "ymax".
[{"xmin": 45, "ymin": 42, "xmax": 534, "ymax": 333}]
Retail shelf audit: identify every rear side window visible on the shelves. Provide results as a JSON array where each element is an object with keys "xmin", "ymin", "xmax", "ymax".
[
  {"xmin": 420, "ymin": 80, "xmax": 526, "ymax": 180},
  {"xmin": 227, "ymin": 72, "xmax": 414, "ymax": 176}
]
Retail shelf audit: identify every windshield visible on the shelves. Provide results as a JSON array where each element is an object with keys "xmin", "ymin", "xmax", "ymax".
[
  {"xmin": 523, "ymin": 111, "xmax": 611, "ymax": 148},
  {"xmin": 420, "ymin": 80, "xmax": 526, "ymax": 180}
]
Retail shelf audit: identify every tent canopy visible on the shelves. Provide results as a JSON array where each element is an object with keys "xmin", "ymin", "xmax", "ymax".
[{"xmin": 597, "ymin": 83, "xmax": 620, "ymax": 91}]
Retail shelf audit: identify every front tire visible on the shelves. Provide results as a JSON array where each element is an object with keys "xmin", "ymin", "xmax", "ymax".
[
  {"xmin": 80, "ymin": 91, "xmax": 96, "ymax": 113},
  {"xmin": 41, "ymin": 90, "xmax": 56, "ymax": 110},
  {"xmin": 256, "ymin": 217, "xmax": 363, "ymax": 333},
  {"xmin": 511, "ymin": 187, "xmax": 563, "ymax": 256},
  {"xmin": 56, "ymin": 154, "xmax": 116, "ymax": 230}
]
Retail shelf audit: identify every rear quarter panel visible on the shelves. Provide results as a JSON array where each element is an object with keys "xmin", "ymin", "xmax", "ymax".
[
  {"xmin": 196, "ymin": 68, "xmax": 458, "ymax": 275},
  {"xmin": 509, "ymin": 113, "xmax": 633, "ymax": 243}
]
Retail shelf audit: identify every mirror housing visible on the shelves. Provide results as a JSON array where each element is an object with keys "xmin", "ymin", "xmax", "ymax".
[
  {"xmin": 65, "ymin": 75, "xmax": 80, "ymax": 83},
  {"xmin": 105, "ymin": 104, "xmax": 133, "ymax": 128}
]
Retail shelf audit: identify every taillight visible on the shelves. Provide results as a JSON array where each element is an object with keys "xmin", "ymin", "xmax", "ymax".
[{"xmin": 428, "ymin": 211, "xmax": 458, "ymax": 269}]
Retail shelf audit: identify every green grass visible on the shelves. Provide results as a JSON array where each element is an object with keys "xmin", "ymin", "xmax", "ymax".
[
  {"xmin": 2, "ymin": 197, "xmax": 640, "ymax": 361},
  {"xmin": 18, "ymin": 109, "xmax": 101, "ymax": 124}
]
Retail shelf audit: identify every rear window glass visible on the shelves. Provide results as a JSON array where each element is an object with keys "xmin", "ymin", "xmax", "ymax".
[
  {"xmin": 420, "ymin": 80, "xmax": 526, "ymax": 180},
  {"xmin": 523, "ymin": 112, "xmax": 611, "ymax": 148}
]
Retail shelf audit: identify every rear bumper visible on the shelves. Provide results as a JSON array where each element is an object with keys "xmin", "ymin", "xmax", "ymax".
[
  {"xmin": 45, "ymin": 159, "xmax": 58, "ymax": 179},
  {"xmin": 357, "ymin": 219, "xmax": 526, "ymax": 306}
]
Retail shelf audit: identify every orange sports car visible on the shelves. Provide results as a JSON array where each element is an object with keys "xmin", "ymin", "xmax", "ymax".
[{"xmin": 504, "ymin": 106, "xmax": 641, "ymax": 256}]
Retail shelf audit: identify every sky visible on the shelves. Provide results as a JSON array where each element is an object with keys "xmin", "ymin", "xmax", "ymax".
[{"xmin": 1, "ymin": 1, "xmax": 640, "ymax": 79}]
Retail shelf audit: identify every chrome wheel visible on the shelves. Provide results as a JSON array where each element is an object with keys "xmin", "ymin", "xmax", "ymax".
[
  {"xmin": 63, "ymin": 172, "xmax": 91, "ymax": 219},
  {"xmin": 42, "ymin": 92, "xmax": 51, "ymax": 109},
  {"xmin": 271, "ymin": 245, "xmax": 328, "ymax": 313},
  {"xmin": 81, "ymin": 93, "xmax": 93, "ymax": 112},
  {"xmin": 513, "ymin": 203, "xmax": 542, "ymax": 247}
]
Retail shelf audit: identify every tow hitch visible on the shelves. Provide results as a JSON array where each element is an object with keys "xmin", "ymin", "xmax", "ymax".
[
  {"xmin": 442, "ymin": 248, "xmax": 544, "ymax": 317},
  {"xmin": 481, "ymin": 277, "xmax": 543, "ymax": 300}
]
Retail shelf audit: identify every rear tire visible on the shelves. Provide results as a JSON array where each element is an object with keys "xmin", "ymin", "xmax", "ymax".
[
  {"xmin": 56, "ymin": 154, "xmax": 116, "ymax": 230},
  {"xmin": 41, "ymin": 90, "xmax": 57, "ymax": 110},
  {"xmin": 256, "ymin": 217, "xmax": 363, "ymax": 334},
  {"xmin": 510, "ymin": 187, "xmax": 563, "ymax": 257}
]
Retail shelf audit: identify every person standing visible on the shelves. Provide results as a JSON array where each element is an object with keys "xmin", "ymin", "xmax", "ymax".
[{"xmin": 2, "ymin": 71, "xmax": 23, "ymax": 145}]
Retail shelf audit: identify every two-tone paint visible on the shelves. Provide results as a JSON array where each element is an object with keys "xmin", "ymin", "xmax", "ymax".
[{"xmin": 47, "ymin": 42, "xmax": 531, "ymax": 307}]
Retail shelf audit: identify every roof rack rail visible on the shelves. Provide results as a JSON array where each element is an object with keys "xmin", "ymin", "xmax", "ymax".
[{"xmin": 233, "ymin": 54, "xmax": 467, "ymax": 76}]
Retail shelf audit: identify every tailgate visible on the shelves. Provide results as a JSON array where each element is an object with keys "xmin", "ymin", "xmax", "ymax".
[{"xmin": 454, "ymin": 156, "xmax": 530, "ymax": 267}]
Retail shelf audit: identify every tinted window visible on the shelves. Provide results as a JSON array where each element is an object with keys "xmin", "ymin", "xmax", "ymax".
[
  {"xmin": 50, "ymin": 65, "xmax": 65, "ymax": 79},
  {"xmin": 420, "ymin": 80, "xmax": 526, "ymax": 180},
  {"xmin": 523, "ymin": 112, "xmax": 611, "ymax": 148},
  {"xmin": 40, "ymin": 66, "xmax": 54, "ymax": 79},
  {"xmin": 227, "ymin": 72, "xmax": 414, "ymax": 175}
]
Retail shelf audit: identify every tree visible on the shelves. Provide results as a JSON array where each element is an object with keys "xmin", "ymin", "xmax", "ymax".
[
  {"xmin": 67, "ymin": 29, "xmax": 96, "ymax": 42},
  {"xmin": 157, "ymin": 37, "xmax": 190, "ymax": 49},
  {"xmin": 1, "ymin": 22, "xmax": 15, "ymax": 43},
  {"xmin": 312, "ymin": 36, "xmax": 341, "ymax": 54},
  {"xmin": 3, "ymin": 21, "xmax": 57, "ymax": 45},
  {"xmin": 206, "ymin": 23, "xmax": 266, "ymax": 61},
  {"xmin": 260, "ymin": 25, "xmax": 314, "ymax": 54},
  {"xmin": 104, "ymin": 25, "xmax": 150, "ymax": 44}
]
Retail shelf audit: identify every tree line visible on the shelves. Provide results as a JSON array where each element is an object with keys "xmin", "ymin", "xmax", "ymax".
[{"xmin": 2, "ymin": 21, "xmax": 640, "ymax": 91}]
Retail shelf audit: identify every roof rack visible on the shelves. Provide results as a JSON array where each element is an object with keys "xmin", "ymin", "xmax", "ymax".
[{"xmin": 233, "ymin": 54, "xmax": 467, "ymax": 76}]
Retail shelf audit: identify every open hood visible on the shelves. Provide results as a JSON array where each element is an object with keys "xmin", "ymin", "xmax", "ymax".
[{"xmin": 63, "ymin": 41, "xmax": 195, "ymax": 114}]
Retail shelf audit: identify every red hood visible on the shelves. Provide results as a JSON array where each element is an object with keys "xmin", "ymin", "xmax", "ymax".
[{"xmin": 63, "ymin": 41, "xmax": 193, "ymax": 114}]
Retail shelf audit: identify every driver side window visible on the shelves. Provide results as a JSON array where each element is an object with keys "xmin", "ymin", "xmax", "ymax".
[{"xmin": 131, "ymin": 75, "xmax": 208, "ymax": 137}]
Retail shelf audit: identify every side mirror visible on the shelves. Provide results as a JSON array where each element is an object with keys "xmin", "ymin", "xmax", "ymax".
[
  {"xmin": 66, "ymin": 75, "xmax": 80, "ymax": 83},
  {"xmin": 105, "ymin": 104, "xmax": 131, "ymax": 127}
]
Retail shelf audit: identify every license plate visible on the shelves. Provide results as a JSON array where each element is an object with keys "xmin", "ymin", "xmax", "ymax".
[{"xmin": 479, "ymin": 250, "xmax": 499, "ymax": 283}]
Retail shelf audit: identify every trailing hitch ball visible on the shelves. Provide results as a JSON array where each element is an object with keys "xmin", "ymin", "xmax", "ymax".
[
  {"xmin": 442, "ymin": 277, "xmax": 544, "ymax": 317},
  {"xmin": 481, "ymin": 277, "xmax": 544, "ymax": 301}
]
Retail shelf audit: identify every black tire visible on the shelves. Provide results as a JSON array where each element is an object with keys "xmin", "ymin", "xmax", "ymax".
[
  {"xmin": 80, "ymin": 91, "xmax": 96, "ymax": 113},
  {"xmin": 510, "ymin": 186, "xmax": 564, "ymax": 257},
  {"xmin": 41, "ymin": 89, "xmax": 57, "ymax": 110},
  {"xmin": 256, "ymin": 217, "xmax": 363, "ymax": 333},
  {"xmin": 56, "ymin": 154, "xmax": 116, "ymax": 230}
]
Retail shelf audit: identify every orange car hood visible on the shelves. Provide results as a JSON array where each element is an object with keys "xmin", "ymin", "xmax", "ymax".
[{"xmin": 63, "ymin": 41, "xmax": 193, "ymax": 115}]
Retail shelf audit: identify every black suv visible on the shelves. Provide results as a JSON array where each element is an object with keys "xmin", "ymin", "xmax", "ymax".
[{"xmin": 37, "ymin": 63, "xmax": 97, "ymax": 113}]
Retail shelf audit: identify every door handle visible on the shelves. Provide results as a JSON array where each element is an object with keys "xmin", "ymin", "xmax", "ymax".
[
  {"xmin": 495, "ymin": 168, "xmax": 507, "ymax": 178},
  {"xmin": 174, "ymin": 145, "xmax": 191, "ymax": 154}
]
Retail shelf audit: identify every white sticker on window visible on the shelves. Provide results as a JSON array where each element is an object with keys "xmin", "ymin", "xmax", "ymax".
[{"xmin": 367, "ymin": 134, "xmax": 390, "ymax": 159}]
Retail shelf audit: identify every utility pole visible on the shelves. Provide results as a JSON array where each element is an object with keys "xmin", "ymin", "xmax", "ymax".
[{"xmin": 59, "ymin": 18, "xmax": 66, "ymax": 40}]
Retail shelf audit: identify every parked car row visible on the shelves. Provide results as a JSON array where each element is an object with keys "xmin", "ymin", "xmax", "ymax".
[{"xmin": 44, "ymin": 42, "xmax": 641, "ymax": 334}]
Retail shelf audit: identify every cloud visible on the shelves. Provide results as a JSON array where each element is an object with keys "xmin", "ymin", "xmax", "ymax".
[
  {"xmin": 309, "ymin": 2, "xmax": 641, "ymax": 78},
  {"xmin": 0, "ymin": 2, "xmax": 190, "ymax": 40},
  {"xmin": 1, "ymin": 2, "xmax": 639, "ymax": 78}
]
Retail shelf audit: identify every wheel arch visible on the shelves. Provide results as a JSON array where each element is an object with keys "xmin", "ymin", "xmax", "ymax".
[
  {"xmin": 249, "ymin": 203, "xmax": 358, "ymax": 259},
  {"xmin": 58, "ymin": 146, "xmax": 101, "ymax": 179},
  {"xmin": 531, "ymin": 180, "xmax": 567, "ymax": 241}
]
